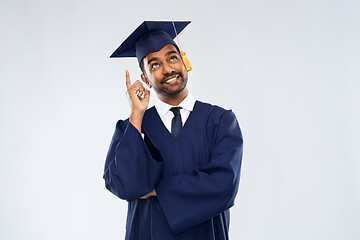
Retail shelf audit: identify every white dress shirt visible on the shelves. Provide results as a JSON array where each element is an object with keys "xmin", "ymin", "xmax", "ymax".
[{"xmin": 154, "ymin": 92, "xmax": 196, "ymax": 134}]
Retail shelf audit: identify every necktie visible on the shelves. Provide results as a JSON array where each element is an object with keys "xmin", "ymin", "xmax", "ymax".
[{"xmin": 170, "ymin": 107, "xmax": 182, "ymax": 137}]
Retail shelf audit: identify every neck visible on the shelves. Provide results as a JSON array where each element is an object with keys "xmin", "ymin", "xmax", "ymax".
[{"xmin": 158, "ymin": 88, "xmax": 189, "ymax": 106}]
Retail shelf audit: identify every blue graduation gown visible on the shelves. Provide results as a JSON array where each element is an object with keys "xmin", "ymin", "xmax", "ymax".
[{"xmin": 103, "ymin": 101, "xmax": 243, "ymax": 240}]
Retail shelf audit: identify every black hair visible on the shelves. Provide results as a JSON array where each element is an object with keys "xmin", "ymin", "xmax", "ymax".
[{"xmin": 139, "ymin": 58, "xmax": 146, "ymax": 74}]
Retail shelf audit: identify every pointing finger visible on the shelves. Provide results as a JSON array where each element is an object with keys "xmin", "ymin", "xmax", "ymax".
[{"xmin": 125, "ymin": 70, "xmax": 131, "ymax": 90}]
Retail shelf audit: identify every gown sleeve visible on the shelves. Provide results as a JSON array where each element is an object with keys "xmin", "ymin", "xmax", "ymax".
[
  {"xmin": 155, "ymin": 110, "xmax": 243, "ymax": 235},
  {"xmin": 103, "ymin": 119, "xmax": 164, "ymax": 201}
]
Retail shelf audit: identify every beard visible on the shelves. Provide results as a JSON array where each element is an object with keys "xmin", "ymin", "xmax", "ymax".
[{"xmin": 153, "ymin": 72, "xmax": 188, "ymax": 97}]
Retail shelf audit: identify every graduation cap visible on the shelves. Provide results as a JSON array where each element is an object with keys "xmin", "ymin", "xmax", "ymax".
[{"xmin": 110, "ymin": 21, "xmax": 192, "ymax": 71}]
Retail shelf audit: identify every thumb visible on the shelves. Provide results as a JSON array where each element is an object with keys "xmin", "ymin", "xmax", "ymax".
[{"xmin": 143, "ymin": 87, "xmax": 150, "ymax": 101}]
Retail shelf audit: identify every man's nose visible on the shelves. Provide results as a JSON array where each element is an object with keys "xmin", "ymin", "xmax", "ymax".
[{"xmin": 162, "ymin": 62, "xmax": 174, "ymax": 75}]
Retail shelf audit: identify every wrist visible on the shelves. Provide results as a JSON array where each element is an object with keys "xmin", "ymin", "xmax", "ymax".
[
  {"xmin": 131, "ymin": 109, "xmax": 145, "ymax": 118},
  {"xmin": 129, "ymin": 111, "xmax": 143, "ymax": 133}
]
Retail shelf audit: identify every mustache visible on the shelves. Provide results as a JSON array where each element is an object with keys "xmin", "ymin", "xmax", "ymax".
[{"xmin": 160, "ymin": 72, "xmax": 182, "ymax": 84}]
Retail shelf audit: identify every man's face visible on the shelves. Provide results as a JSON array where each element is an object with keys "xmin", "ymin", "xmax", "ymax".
[{"xmin": 142, "ymin": 44, "xmax": 188, "ymax": 97}]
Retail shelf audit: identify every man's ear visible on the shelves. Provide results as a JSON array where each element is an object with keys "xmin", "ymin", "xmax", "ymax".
[{"xmin": 141, "ymin": 73, "xmax": 152, "ymax": 88}]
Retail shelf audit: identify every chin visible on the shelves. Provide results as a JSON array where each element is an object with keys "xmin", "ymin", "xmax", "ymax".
[
  {"xmin": 155, "ymin": 84, "xmax": 187, "ymax": 97},
  {"xmin": 157, "ymin": 78, "xmax": 188, "ymax": 97},
  {"xmin": 167, "ymin": 81, "xmax": 188, "ymax": 96}
]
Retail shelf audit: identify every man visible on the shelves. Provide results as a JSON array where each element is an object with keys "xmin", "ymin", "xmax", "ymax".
[{"xmin": 103, "ymin": 21, "xmax": 243, "ymax": 240}]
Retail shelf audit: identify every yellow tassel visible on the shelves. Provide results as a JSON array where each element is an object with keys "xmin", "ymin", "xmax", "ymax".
[
  {"xmin": 180, "ymin": 51, "xmax": 192, "ymax": 72},
  {"xmin": 172, "ymin": 21, "xmax": 192, "ymax": 72}
]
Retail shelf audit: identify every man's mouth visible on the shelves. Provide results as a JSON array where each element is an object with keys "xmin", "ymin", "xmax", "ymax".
[{"xmin": 163, "ymin": 74, "xmax": 180, "ymax": 84}]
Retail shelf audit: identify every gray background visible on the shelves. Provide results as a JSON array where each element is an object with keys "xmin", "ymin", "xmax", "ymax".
[{"xmin": 1, "ymin": 0, "xmax": 359, "ymax": 239}]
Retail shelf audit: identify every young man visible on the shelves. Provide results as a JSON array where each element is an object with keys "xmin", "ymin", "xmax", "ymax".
[{"xmin": 103, "ymin": 21, "xmax": 243, "ymax": 240}]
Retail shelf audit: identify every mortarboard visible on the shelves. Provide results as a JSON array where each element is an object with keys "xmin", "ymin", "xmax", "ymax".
[{"xmin": 110, "ymin": 21, "xmax": 192, "ymax": 71}]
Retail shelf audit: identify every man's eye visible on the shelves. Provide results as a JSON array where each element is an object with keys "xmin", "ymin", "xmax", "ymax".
[
  {"xmin": 170, "ymin": 56, "xmax": 179, "ymax": 62},
  {"xmin": 151, "ymin": 63, "xmax": 159, "ymax": 70}
]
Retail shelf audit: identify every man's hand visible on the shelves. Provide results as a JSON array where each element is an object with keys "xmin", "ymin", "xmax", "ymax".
[
  {"xmin": 139, "ymin": 189, "xmax": 157, "ymax": 199},
  {"xmin": 125, "ymin": 70, "xmax": 150, "ymax": 133}
]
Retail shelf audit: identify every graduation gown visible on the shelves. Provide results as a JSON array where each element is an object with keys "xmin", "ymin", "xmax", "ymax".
[{"xmin": 103, "ymin": 101, "xmax": 243, "ymax": 240}]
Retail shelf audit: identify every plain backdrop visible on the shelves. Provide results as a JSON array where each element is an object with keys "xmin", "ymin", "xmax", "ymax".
[{"xmin": 1, "ymin": 0, "xmax": 359, "ymax": 239}]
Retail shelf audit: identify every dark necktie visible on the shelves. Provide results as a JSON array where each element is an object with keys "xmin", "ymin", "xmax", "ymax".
[{"xmin": 170, "ymin": 107, "xmax": 182, "ymax": 137}]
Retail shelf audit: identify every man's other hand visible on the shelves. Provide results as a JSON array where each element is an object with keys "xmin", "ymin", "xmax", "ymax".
[{"xmin": 139, "ymin": 189, "xmax": 157, "ymax": 199}]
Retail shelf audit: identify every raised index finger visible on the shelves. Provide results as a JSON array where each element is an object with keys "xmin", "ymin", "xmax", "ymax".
[{"xmin": 125, "ymin": 70, "xmax": 131, "ymax": 90}]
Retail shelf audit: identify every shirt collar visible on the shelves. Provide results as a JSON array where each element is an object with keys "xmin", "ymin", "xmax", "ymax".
[{"xmin": 155, "ymin": 92, "xmax": 196, "ymax": 117}]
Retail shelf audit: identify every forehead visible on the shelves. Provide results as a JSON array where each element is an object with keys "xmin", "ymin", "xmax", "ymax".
[{"xmin": 144, "ymin": 44, "xmax": 179, "ymax": 61}]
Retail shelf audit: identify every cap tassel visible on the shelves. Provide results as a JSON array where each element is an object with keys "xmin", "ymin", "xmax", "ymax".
[
  {"xmin": 172, "ymin": 21, "xmax": 192, "ymax": 72},
  {"xmin": 180, "ymin": 51, "xmax": 192, "ymax": 71}
]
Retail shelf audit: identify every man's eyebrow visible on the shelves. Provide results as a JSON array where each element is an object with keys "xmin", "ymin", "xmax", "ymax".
[
  {"xmin": 147, "ymin": 57, "xmax": 158, "ymax": 65},
  {"xmin": 166, "ymin": 50, "xmax": 179, "ymax": 56}
]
